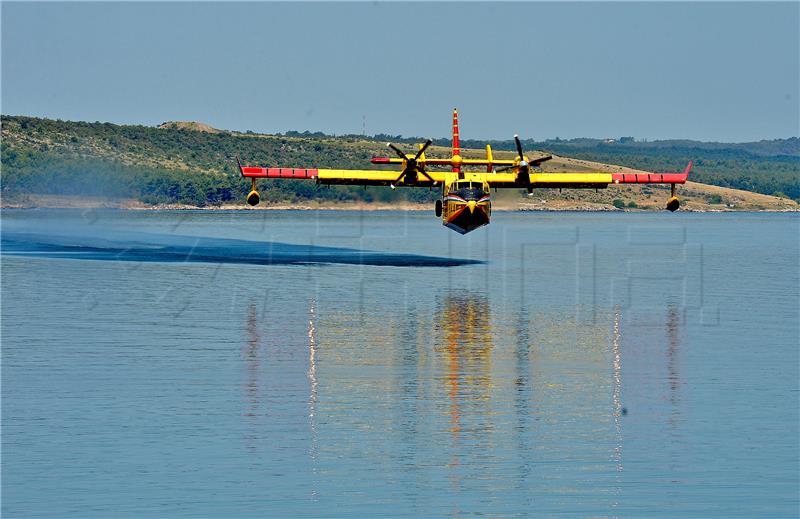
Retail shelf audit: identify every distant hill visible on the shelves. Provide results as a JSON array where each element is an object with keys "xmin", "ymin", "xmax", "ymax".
[
  {"xmin": 1, "ymin": 115, "xmax": 798, "ymax": 209},
  {"xmin": 157, "ymin": 121, "xmax": 223, "ymax": 134},
  {"xmin": 526, "ymin": 136, "xmax": 800, "ymax": 158}
]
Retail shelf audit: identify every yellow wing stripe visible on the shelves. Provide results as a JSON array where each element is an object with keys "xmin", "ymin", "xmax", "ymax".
[
  {"xmin": 315, "ymin": 169, "xmax": 449, "ymax": 186},
  {"xmin": 531, "ymin": 172, "xmax": 612, "ymax": 184},
  {"xmin": 317, "ymin": 169, "xmax": 399, "ymax": 181},
  {"xmin": 481, "ymin": 172, "xmax": 612, "ymax": 187},
  {"xmin": 315, "ymin": 169, "xmax": 613, "ymax": 187}
]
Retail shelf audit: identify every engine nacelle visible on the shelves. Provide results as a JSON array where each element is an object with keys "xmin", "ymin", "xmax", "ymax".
[
  {"xmin": 666, "ymin": 196, "xmax": 680, "ymax": 212},
  {"xmin": 247, "ymin": 190, "xmax": 260, "ymax": 206}
]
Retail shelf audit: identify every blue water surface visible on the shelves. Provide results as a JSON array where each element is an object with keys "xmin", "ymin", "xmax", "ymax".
[{"xmin": 2, "ymin": 209, "xmax": 798, "ymax": 517}]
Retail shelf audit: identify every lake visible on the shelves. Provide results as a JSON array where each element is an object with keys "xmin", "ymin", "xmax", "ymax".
[{"xmin": 2, "ymin": 209, "xmax": 798, "ymax": 517}]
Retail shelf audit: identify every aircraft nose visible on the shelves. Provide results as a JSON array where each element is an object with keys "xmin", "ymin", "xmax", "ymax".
[{"xmin": 467, "ymin": 200, "xmax": 477, "ymax": 214}]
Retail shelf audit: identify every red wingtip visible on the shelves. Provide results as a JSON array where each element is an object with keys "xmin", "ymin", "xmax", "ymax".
[
  {"xmin": 370, "ymin": 157, "xmax": 392, "ymax": 164},
  {"xmin": 684, "ymin": 160, "xmax": 693, "ymax": 176}
]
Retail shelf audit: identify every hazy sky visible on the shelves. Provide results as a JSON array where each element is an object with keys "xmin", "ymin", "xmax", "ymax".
[{"xmin": 2, "ymin": 2, "xmax": 798, "ymax": 141}]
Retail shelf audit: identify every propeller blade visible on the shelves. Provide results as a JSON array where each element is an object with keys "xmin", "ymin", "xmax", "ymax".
[
  {"xmin": 417, "ymin": 167, "xmax": 434, "ymax": 182},
  {"xmin": 414, "ymin": 139, "xmax": 433, "ymax": 161},
  {"xmin": 531, "ymin": 155, "xmax": 552, "ymax": 167},
  {"xmin": 394, "ymin": 170, "xmax": 407, "ymax": 184},
  {"xmin": 387, "ymin": 143, "xmax": 407, "ymax": 160},
  {"xmin": 514, "ymin": 134, "xmax": 525, "ymax": 160}
]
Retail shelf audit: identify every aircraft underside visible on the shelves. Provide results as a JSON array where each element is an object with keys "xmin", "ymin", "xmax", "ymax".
[{"xmin": 444, "ymin": 204, "xmax": 490, "ymax": 234}]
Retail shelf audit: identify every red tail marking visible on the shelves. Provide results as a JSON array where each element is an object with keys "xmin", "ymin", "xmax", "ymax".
[
  {"xmin": 452, "ymin": 108, "xmax": 461, "ymax": 174},
  {"xmin": 452, "ymin": 109, "xmax": 460, "ymax": 156}
]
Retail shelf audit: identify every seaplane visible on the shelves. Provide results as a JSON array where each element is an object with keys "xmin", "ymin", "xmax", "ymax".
[{"xmin": 238, "ymin": 110, "xmax": 692, "ymax": 234}]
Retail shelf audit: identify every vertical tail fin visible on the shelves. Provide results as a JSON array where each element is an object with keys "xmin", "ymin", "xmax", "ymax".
[
  {"xmin": 452, "ymin": 108, "xmax": 461, "ymax": 175},
  {"xmin": 452, "ymin": 108, "xmax": 460, "ymax": 157}
]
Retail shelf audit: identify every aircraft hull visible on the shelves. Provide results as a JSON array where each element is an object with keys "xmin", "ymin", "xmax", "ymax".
[{"xmin": 443, "ymin": 196, "xmax": 491, "ymax": 235}]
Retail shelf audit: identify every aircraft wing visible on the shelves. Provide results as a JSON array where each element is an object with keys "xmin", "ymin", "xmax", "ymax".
[
  {"xmin": 239, "ymin": 159, "xmax": 691, "ymax": 189},
  {"xmin": 482, "ymin": 161, "xmax": 692, "ymax": 189},
  {"xmin": 316, "ymin": 169, "xmax": 440, "ymax": 187},
  {"xmin": 482, "ymin": 172, "xmax": 610, "ymax": 188},
  {"xmin": 238, "ymin": 162, "xmax": 448, "ymax": 187}
]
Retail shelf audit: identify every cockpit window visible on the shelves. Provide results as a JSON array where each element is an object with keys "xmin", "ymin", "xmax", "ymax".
[
  {"xmin": 452, "ymin": 181, "xmax": 488, "ymax": 200},
  {"xmin": 456, "ymin": 181, "xmax": 479, "ymax": 189}
]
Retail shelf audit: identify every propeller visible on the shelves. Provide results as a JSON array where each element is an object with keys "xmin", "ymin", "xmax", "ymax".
[
  {"xmin": 514, "ymin": 135, "xmax": 527, "ymax": 165},
  {"xmin": 511, "ymin": 135, "xmax": 534, "ymax": 192},
  {"xmin": 388, "ymin": 139, "xmax": 434, "ymax": 186}
]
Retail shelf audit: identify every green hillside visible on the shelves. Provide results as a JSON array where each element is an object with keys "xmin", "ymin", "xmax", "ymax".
[
  {"xmin": 1, "ymin": 115, "xmax": 798, "ymax": 207},
  {"xmin": 1, "ymin": 116, "xmax": 426, "ymax": 206}
]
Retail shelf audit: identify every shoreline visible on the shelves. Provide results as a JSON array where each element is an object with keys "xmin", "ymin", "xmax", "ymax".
[{"xmin": 2, "ymin": 197, "xmax": 797, "ymax": 213}]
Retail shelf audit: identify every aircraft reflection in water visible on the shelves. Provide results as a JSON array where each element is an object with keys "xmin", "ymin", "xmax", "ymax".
[
  {"xmin": 242, "ymin": 303, "xmax": 262, "ymax": 453},
  {"xmin": 238, "ymin": 293, "xmax": 683, "ymax": 508},
  {"xmin": 307, "ymin": 299, "xmax": 320, "ymax": 499},
  {"xmin": 610, "ymin": 303, "xmax": 684, "ymax": 508},
  {"xmin": 611, "ymin": 306, "xmax": 624, "ymax": 507},
  {"xmin": 665, "ymin": 306, "xmax": 682, "ymax": 411},
  {"xmin": 434, "ymin": 292, "xmax": 494, "ymax": 468},
  {"xmin": 664, "ymin": 306, "xmax": 684, "ymax": 484}
]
